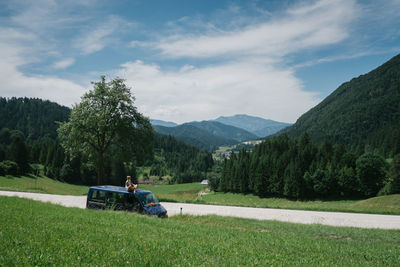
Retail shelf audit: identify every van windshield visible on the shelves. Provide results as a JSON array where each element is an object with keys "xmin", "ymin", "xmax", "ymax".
[{"xmin": 137, "ymin": 193, "xmax": 160, "ymax": 207}]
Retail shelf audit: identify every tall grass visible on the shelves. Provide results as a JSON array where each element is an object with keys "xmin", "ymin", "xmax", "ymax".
[
  {"xmin": 0, "ymin": 175, "xmax": 88, "ymax": 195},
  {"xmin": 1, "ymin": 196, "xmax": 399, "ymax": 266}
]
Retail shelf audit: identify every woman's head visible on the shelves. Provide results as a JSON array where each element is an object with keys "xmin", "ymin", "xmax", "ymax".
[{"xmin": 127, "ymin": 176, "xmax": 131, "ymax": 180}]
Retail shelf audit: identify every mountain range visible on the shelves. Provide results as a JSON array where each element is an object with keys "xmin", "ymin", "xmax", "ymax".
[
  {"xmin": 154, "ymin": 53, "xmax": 400, "ymax": 155},
  {"xmin": 150, "ymin": 119, "xmax": 178, "ymax": 128},
  {"xmin": 213, "ymin": 114, "xmax": 292, "ymax": 137},
  {"xmin": 151, "ymin": 115, "xmax": 291, "ymax": 151}
]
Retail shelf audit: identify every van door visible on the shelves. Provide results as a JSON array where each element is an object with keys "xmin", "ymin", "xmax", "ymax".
[
  {"xmin": 125, "ymin": 194, "xmax": 142, "ymax": 213},
  {"xmin": 106, "ymin": 192, "xmax": 125, "ymax": 210},
  {"xmin": 88, "ymin": 189, "xmax": 106, "ymax": 210}
]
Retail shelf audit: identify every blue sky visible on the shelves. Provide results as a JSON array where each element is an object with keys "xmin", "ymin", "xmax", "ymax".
[{"xmin": 1, "ymin": 0, "xmax": 399, "ymax": 123}]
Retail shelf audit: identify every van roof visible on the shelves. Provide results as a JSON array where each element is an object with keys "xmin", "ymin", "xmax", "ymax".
[{"xmin": 89, "ymin": 185, "xmax": 151, "ymax": 195}]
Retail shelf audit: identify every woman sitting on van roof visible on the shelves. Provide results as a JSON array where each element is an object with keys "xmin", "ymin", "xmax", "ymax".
[{"xmin": 125, "ymin": 176, "xmax": 138, "ymax": 193}]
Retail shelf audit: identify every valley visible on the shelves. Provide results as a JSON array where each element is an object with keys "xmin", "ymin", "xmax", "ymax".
[{"xmin": 1, "ymin": 1, "xmax": 400, "ymax": 266}]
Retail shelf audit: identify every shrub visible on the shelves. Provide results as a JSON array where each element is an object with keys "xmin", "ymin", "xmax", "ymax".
[{"xmin": 0, "ymin": 160, "xmax": 19, "ymax": 176}]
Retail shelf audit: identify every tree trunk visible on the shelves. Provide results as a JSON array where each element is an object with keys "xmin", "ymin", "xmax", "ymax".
[{"xmin": 97, "ymin": 151, "xmax": 104, "ymax": 185}]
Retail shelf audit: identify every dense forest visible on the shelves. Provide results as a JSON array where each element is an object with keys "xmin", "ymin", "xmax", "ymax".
[
  {"xmin": 0, "ymin": 97, "xmax": 70, "ymax": 140},
  {"xmin": 0, "ymin": 97, "xmax": 213, "ymax": 185},
  {"xmin": 283, "ymin": 53, "xmax": 400, "ymax": 157},
  {"xmin": 154, "ymin": 124, "xmax": 238, "ymax": 152},
  {"xmin": 215, "ymin": 134, "xmax": 399, "ymax": 199},
  {"xmin": 151, "ymin": 134, "xmax": 213, "ymax": 183}
]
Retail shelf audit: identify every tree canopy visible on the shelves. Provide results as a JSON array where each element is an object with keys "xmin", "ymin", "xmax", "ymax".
[
  {"xmin": 58, "ymin": 76, "xmax": 153, "ymax": 185},
  {"xmin": 216, "ymin": 134, "xmax": 390, "ymax": 199}
]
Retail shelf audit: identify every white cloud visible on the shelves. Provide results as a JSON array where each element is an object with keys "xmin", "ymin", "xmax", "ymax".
[
  {"xmin": 9, "ymin": 0, "xmax": 92, "ymax": 32},
  {"xmin": 117, "ymin": 0, "xmax": 358, "ymax": 123},
  {"xmin": 1, "ymin": 72, "xmax": 86, "ymax": 108},
  {"xmin": 0, "ymin": 27, "xmax": 86, "ymax": 107},
  {"xmin": 74, "ymin": 16, "xmax": 134, "ymax": 55},
  {"xmin": 152, "ymin": 0, "xmax": 357, "ymax": 59},
  {"xmin": 53, "ymin": 58, "xmax": 75, "ymax": 69},
  {"xmin": 0, "ymin": 1, "xmax": 123, "ymax": 107},
  {"xmin": 115, "ymin": 60, "xmax": 319, "ymax": 124},
  {"xmin": 2, "ymin": 0, "xmax": 398, "ymax": 125}
]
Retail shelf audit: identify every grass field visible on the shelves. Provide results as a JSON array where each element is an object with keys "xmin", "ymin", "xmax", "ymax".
[
  {"xmin": 2, "ymin": 176, "xmax": 399, "ymax": 215},
  {"xmin": 0, "ymin": 175, "xmax": 89, "ymax": 195},
  {"xmin": 140, "ymin": 183, "xmax": 207, "ymax": 202},
  {"xmin": 201, "ymin": 192, "xmax": 400, "ymax": 215},
  {"xmin": 1, "ymin": 196, "xmax": 399, "ymax": 266}
]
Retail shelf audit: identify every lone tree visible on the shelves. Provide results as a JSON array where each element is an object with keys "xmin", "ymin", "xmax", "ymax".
[{"xmin": 58, "ymin": 76, "xmax": 153, "ymax": 185}]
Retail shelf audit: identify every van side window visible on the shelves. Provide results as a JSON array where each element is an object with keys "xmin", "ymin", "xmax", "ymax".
[
  {"xmin": 107, "ymin": 192, "xmax": 124, "ymax": 204},
  {"xmin": 115, "ymin": 193, "xmax": 124, "ymax": 204},
  {"xmin": 91, "ymin": 190, "xmax": 106, "ymax": 202}
]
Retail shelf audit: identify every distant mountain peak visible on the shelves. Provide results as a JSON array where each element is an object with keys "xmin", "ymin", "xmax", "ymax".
[
  {"xmin": 150, "ymin": 119, "xmax": 178, "ymax": 127},
  {"xmin": 214, "ymin": 114, "xmax": 291, "ymax": 138},
  {"xmin": 152, "ymin": 114, "xmax": 292, "ymax": 149}
]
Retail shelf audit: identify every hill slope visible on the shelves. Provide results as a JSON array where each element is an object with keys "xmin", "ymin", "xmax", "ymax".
[
  {"xmin": 0, "ymin": 97, "xmax": 70, "ymax": 140},
  {"xmin": 185, "ymin": 121, "xmax": 258, "ymax": 142},
  {"xmin": 283, "ymin": 53, "xmax": 400, "ymax": 156},
  {"xmin": 215, "ymin": 114, "xmax": 291, "ymax": 137},
  {"xmin": 154, "ymin": 124, "xmax": 237, "ymax": 151}
]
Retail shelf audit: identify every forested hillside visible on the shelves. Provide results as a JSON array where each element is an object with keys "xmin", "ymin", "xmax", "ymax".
[
  {"xmin": 283, "ymin": 54, "xmax": 400, "ymax": 157},
  {"xmin": 154, "ymin": 124, "xmax": 238, "ymax": 151},
  {"xmin": 0, "ymin": 97, "xmax": 213, "ymax": 185},
  {"xmin": 186, "ymin": 121, "xmax": 258, "ymax": 142},
  {"xmin": 0, "ymin": 97, "xmax": 70, "ymax": 140},
  {"xmin": 152, "ymin": 134, "xmax": 213, "ymax": 183}
]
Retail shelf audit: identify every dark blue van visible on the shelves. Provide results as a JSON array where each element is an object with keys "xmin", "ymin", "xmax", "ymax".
[{"xmin": 86, "ymin": 185, "xmax": 168, "ymax": 218}]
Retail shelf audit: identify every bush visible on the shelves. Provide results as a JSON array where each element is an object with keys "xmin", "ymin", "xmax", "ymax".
[
  {"xmin": 0, "ymin": 160, "xmax": 19, "ymax": 176},
  {"xmin": 208, "ymin": 173, "xmax": 220, "ymax": 191}
]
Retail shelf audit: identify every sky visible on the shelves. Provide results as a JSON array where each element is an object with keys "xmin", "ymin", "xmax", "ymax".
[{"xmin": 0, "ymin": 0, "xmax": 399, "ymax": 124}]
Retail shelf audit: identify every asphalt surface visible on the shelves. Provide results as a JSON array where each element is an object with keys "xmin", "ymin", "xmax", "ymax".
[{"xmin": 1, "ymin": 190, "xmax": 400, "ymax": 229}]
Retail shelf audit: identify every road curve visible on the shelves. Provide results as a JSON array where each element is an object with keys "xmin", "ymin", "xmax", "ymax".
[{"xmin": 1, "ymin": 190, "xmax": 400, "ymax": 229}]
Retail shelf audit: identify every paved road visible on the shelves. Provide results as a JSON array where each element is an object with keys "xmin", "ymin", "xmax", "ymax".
[{"xmin": 1, "ymin": 190, "xmax": 400, "ymax": 229}]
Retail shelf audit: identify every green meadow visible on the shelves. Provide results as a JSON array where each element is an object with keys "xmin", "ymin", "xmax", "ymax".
[
  {"xmin": 1, "ymin": 176, "xmax": 399, "ymax": 215},
  {"xmin": 1, "ymin": 196, "xmax": 399, "ymax": 266},
  {"xmin": 200, "ymin": 192, "xmax": 400, "ymax": 215},
  {"xmin": 140, "ymin": 183, "xmax": 207, "ymax": 202},
  {"xmin": 141, "ymin": 183, "xmax": 400, "ymax": 215},
  {"xmin": 0, "ymin": 175, "xmax": 88, "ymax": 195}
]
